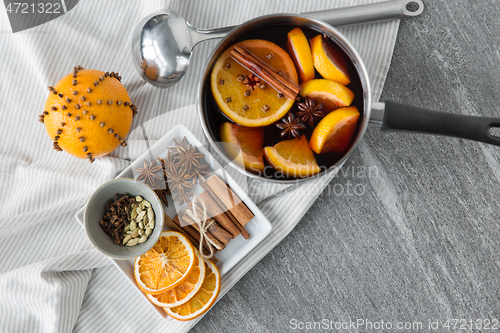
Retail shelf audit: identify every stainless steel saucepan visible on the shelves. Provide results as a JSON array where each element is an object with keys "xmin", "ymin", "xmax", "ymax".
[{"xmin": 195, "ymin": 14, "xmax": 500, "ymax": 184}]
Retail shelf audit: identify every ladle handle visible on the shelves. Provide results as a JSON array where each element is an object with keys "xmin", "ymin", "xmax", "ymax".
[
  {"xmin": 303, "ymin": 0, "xmax": 424, "ymax": 27},
  {"xmin": 379, "ymin": 101, "xmax": 500, "ymax": 146}
]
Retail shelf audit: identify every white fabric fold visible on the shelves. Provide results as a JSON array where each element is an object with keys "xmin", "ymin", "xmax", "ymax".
[{"xmin": 0, "ymin": 0, "xmax": 399, "ymax": 332}]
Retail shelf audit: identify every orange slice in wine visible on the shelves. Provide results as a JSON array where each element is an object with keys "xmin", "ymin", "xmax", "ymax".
[
  {"xmin": 300, "ymin": 79, "xmax": 354, "ymax": 114},
  {"xmin": 310, "ymin": 35, "xmax": 350, "ymax": 85},
  {"xmin": 287, "ymin": 27, "xmax": 315, "ymax": 82},
  {"xmin": 211, "ymin": 39, "xmax": 298, "ymax": 127},
  {"xmin": 264, "ymin": 135, "xmax": 321, "ymax": 178},
  {"xmin": 310, "ymin": 106, "xmax": 360, "ymax": 154},
  {"xmin": 220, "ymin": 122, "xmax": 265, "ymax": 173}
]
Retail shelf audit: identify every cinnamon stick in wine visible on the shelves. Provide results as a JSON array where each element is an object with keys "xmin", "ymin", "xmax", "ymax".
[
  {"xmin": 230, "ymin": 45, "xmax": 300, "ymax": 99},
  {"xmin": 197, "ymin": 190, "xmax": 240, "ymax": 238}
]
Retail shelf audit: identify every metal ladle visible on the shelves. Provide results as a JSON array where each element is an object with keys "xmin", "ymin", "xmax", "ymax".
[{"xmin": 131, "ymin": 0, "xmax": 423, "ymax": 89}]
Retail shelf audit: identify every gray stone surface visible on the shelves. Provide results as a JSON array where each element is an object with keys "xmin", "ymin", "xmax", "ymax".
[{"xmin": 191, "ymin": 1, "xmax": 500, "ymax": 332}]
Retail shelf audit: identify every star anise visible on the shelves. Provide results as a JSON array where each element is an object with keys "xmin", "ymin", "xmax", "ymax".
[
  {"xmin": 242, "ymin": 74, "xmax": 261, "ymax": 90},
  {"xmin": 296, "ymin": 97, "xmax": 324, "ymax": 127},
  {"xmin": 189, "ymin": 163, "xmax": 211, "ymax": 183},
  {"xmin": 154, "ymin": 189, "xmax": 170, "ymax": 207},
  {"xmin": 175, "ymin": 146, "xmax": 205, "ymax": 174},
  {"xmin": 157, "ymin": 151, "xmax": 176, "ymax": 175},
  {"xmin": 171, "ymin": 187, "xmax": 194, "ymax": 206},
  {"xmin": 164, "ymin": 165, "xmax": 195, "ymax": 204},
  {"xmin": 135, "ymin": 159, "xmax": 162, "ymax": 187},
  {"xmin": 276, "ymin": 113, "xmax": 306, "ymax": 138},
  {"xmin": 168, "ymin": 137, "xmax": 191, "ymax": 156}
]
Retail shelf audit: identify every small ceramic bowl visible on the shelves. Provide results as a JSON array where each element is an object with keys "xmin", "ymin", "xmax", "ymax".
[{"xmin": 84, "ymin": 178, "xmax": 164, "ymax": 260}]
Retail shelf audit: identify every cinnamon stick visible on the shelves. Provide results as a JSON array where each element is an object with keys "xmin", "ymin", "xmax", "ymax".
[
  {"xmin": 231, "ymin": 45, "xmax": 300, "ymax": 99},
  {"xmin": 186, "ymin": 198, "xmax": 233, "ymax": 245},
  {"xmin": 172, "ymin": 215, "xmax": 215, "ymax": 255},
  {"xmin": 181, "ymin": 213, "xmax": 226, "ymax": 251},
  {"xmin": 200, "ymin": 175, "xmax": 252, "ymax": 240},
  {"xmin": 197, "ymin": 190, "xmax": 240, "ymax": 238},
  {"xmin": 165, "ymin": 214, "xmax": 217, "ymax": 261}
]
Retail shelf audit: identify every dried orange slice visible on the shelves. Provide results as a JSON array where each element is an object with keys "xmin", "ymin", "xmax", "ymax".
[
  {"xmin": 310, "ymin": 106, "xmax": 360, "ymax": 154},
  {"xmin": 264, "ymin": 135, "xmax": 321, "ymax": 178},
  {"xmin": 165, "ymin": 259, "xmax": 221, "ymax": 321},
  {"xmin": 310, "ymin": 35, "xmax": 350, "ymax": 85},
  {"xmin": 300, "ymin": 79, "xmax": 354, "ymax": 114},
  {"xmin": 287, "ymin": 28, "xmax": 315, "ymax": 82},
  {"xmin": 220, "ymin": 122, "xmax": 265, "ymax": 173},
  {"xmin": 134, "ymin": 231, "xmax": 195, "ymax": 295},
  {"xmin": 211, "ymin": 39, "xmax": 298, "ymax": 127},
  {"xmin": 147, "ymin": 249, "xmax": 205, "ymax": 308}
]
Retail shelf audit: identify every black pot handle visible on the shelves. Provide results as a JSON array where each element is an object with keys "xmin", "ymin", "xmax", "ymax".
[{"xmin": 380, "ymin": 101, "xmax": 500, "ymax": 146}]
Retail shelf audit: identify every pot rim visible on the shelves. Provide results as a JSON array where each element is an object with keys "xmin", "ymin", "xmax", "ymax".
[{"xmin": 197, "ymin": 13, "xmax": 372, "ymax": 184}]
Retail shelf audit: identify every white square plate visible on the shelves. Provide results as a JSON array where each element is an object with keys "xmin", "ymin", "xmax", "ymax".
[{"xmin": 75, "ymin": 124, "xmax": 272, "ymax": 317}]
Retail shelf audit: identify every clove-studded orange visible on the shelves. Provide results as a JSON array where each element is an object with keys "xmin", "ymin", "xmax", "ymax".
[{"xmin": 39, "ymin": 66, "xmax": 137, "ymax": 163}]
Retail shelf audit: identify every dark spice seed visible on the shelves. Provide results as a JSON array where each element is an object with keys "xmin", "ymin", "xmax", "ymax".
[
  {"xmin": 87, "ymin": 87, "xmax": 92, "ymax": 93},
  {"xmin": 100, "ymin": 122, "xmax": 105, "ymax": 127},
  {"xmin": 97, "ymin": 100, "xmax": 102, "ymax": 105},
  {"xmin": 107, "ymin": 100, "xmax": 112, "ymax": 105},
  {"xmin": 124, "ymin": 102, "xmax": 130, "ymax": 106}
]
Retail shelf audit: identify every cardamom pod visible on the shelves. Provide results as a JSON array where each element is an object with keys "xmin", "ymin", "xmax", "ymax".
[
  {"xmin": 143, "ymin": 200, "xmax": 151, "ymax": 208},
  {"xmin": 135, "ymin": 196, "xmax": 143, "ymax": 202},
  {"xmin": 138, "ymin": 222, "xmax": 144, "ymax": 229},
  {"xmin": 131, "ymin": 230, "xmax": 139, "ymax": 238},
  {"xmin": 130, "ymin": 221, "xmax": 137, "ymax": 232},
  {"xmin": 138, "ymin": 229, "xmax": 145, "ymax": 236},
  {"xmin": 123, "ymin": 235, "xmax": 131, "ymax": 245},
  {"xmin": 136, "ymin": 211, "xmax": 146, "ymax": 222},
  {"xmin": 149, "ymin": 219, "xmax": 155, "ymax": 229},
  {"xmin": 138, "ymin": 235, "xmax": 148, "ymax": 243},
  {"xmin": 131, "ymin": 209, "xmax": 138, "ymax": 220},
  {"xmin": 147, "ymin": 207, "xmax": 154, "ymax": 222},
  {"xmin": 126, "ymin": 238, "xmax": 139, "ymax": 246},
  {"xmin": 124, "ymin": 225, "xmax": 130, "ymax": 232},
  {"xmin": 145, "ymin": 227, "xmax": 152, "ymax": 236}
]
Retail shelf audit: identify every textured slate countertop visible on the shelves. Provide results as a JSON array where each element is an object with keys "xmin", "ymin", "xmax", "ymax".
[{"xmin": 192, "ymin": 1, "xmax": 500, "ymax": 332}]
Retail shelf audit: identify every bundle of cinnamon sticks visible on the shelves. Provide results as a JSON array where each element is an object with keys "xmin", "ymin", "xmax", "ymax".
[{"xmin": 164, "ymin": 175, "xmax": 254, "ymax": 259}]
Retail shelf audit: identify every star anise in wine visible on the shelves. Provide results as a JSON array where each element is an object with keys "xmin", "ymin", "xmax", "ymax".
[
  {"xmin": 276, "ymin": 113, "xmax": 306, "ymax": 138},
  {"xmin": 296, "ymin": 97, "xmax": 324, "ymax": 127},
  {"xmin": 242, "ymin": 74, "xmax": 261, "ymax": 90},
  {"xmin": 135, "ymin": 159, "xmax": 162, "ymax": 187},
  {"xmin": 175, "ymin": 146, "xmax": 205, "ymax": 174}
]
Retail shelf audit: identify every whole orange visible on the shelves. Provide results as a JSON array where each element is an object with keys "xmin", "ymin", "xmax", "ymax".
[{"xmin": 39, "ymin": 66, "xmax": 137, "ymax": 163}]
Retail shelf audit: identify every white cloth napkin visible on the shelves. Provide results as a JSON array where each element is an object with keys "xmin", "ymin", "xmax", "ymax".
[{"xmin": 0, "ymin": 0, "xmax": 399, "ymax": 332}]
